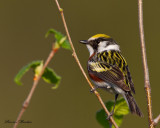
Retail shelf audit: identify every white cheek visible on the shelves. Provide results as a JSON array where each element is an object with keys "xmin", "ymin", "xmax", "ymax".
[
  {"xmin": 97, "ymin": 41, "xmax": 108, "ymax": 52},
  {"xmin": 86, "ymin": 45, "xmax": 94, "ymax": 56},
  {"xmin": 99, "ymin": 41, "xmax": 107, "ymax": 47},
  {"xmin": 104, "ymin": 44, "xmax": 120, "ymax": 51}
]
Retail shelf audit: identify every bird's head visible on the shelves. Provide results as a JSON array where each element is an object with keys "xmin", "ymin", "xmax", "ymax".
[{"xmin": 80, "ymin": 34, "xmax": 120, "ymax": 56}]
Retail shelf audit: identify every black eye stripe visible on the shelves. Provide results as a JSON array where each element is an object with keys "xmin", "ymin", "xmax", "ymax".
[
  {"xmin": 97, "ymin": 38, "xmax": 117, "ymax": 46},
  {"xmin": 96, "ymin": 38, "xmax": 105, "ymax": 43},
  {"xmin": 88, "ymin": 37, "xmax": 116, "ymax": 50}
]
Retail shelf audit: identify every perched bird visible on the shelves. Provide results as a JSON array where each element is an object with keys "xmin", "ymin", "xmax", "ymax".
[{"xmin": 80, "ymin": 34, "xmax": 143, "ymax": 117}]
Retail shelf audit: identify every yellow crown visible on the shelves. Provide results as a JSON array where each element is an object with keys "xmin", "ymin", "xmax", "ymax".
[{"xmin": 91, "ymin": 34, "xmax": 111, "ymax": 39}]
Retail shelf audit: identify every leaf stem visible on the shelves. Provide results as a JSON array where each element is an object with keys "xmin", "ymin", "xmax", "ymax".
[
  {"xmin": 138, "ymin": 0, "xmax": 154, "ymax": 127},
  {"xmin": 55, "ymin": 0, "xmax": 118, "ymax": 127},
  {"xmin": 13, "ymin": 45, "xmax": 58, "ymax": 128}
]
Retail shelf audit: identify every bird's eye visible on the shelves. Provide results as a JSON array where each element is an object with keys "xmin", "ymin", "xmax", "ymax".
[{"xmin": 97, "ymin": 39, "xmax": 101, "ymax": 44}]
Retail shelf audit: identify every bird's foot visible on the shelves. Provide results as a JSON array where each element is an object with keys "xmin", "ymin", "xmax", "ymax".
[
  {"xmin": 106, "ymin": 112, "xmax": 114, "ymax": 120},
  {"xmin": 90, "ymin": 87, "xmax": 97, "ymax": 93}
]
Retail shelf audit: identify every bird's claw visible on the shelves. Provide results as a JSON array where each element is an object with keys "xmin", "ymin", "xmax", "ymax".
[
  {"xmin": 106, "ymin": 112, "xmax": 113, "ymax": 120},
  {"xmin": 90, "ymin": 87, "xmax": 97, "ymax": 93}
]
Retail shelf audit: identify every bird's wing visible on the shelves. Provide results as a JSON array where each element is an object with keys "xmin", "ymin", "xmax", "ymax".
[
  {"xmin": 126, "ymin": 66, "xmax": 135, "ymax": 94},
  {"xmin": 88, "ymin": 58, "xmax": 131, "ymax": 92}
]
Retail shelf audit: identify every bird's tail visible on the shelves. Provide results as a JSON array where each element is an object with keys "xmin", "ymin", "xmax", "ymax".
[{"xmin": 124, "ymin": 92, "xmax": 143, "ymax": 117}]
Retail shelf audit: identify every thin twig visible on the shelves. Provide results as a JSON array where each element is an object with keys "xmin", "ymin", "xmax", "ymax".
[
  {"xmin": 13, "ymin": 45, "xmax": 58, "ymax": 128},
  {"xmin": 152, "ymin": 114, "xmax": 160, "ymax": 127},
  {"xmin": 55, "ymin": 0, "xmax": 118, "ymax": 128},
  {"xmin": 138, "ymin": 0, "xmax": 153, "ymax": 127}
]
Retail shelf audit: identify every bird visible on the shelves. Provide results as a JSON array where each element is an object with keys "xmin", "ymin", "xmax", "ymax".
[{"xmin": 80, "ymin": 34, "xmax": 143, "ymax": 117}]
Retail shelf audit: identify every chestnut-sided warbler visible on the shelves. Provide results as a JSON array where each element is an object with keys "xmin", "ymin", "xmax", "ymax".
[{"xmin": 80, "ymin": 34, "xmax": 143, "ymax": 117}]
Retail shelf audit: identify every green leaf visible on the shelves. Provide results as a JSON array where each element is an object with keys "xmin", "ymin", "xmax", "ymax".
[
  {"xmin": 42, "ymin": 67, "xmax": 61, "ymax": 89},
  {"xmin": 96, "ymin": 109, "xmax": 110, "ymax": 128},
  {"xmin": 14, "ymin": 60, "xmax": 42, "ymax": 85},
  {"xmin": 14, "ymin": 60, "xmax": 61, "ymax": 89},
  {"xmin": 60, "ymin": 38, "xmax": 71, "ymax": 50},
  {"xmin": 96, "ymin": 97, "xmax": 129, "ymax": 128},
  {"xmin": 45, "ymin": 29, "xmax": 71, "ymax": 50},
  {"xmin": 113, "ymin": 115, "xmax": 123, "ymax": 128},
  {"xmin": 113, "ymin": 98, "xmax": 129, "ymax": 116}
]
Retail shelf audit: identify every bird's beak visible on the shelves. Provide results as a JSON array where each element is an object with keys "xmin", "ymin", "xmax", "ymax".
[{"xmin": 80, "ymin": 40, "xmax": 88, "ymax": 44}]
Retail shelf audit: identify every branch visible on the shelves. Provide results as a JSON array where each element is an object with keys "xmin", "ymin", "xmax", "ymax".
[
  {"xmin": 138, "ymin": 0, "xmax": 154, "ymax": 127},
  {"xmin": 54, "ymin": 0, "xmax": 118, "ymax": 128},
  {"xmin": 13, "ymin": 44, "xmax": 58, "ymax": 128},
  {"xmin": 152, "ymin": 114, "xmax": 160, "ymax": 127}
]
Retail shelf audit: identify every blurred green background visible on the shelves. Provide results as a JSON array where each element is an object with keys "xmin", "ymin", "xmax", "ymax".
[{"xmin": 0, "ymin": 0, "xmax": 160, "ymax": 128}]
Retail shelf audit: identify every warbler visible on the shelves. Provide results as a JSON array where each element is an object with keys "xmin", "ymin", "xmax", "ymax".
[{"xmin": 80, "ymin": 34, "xmax": 143, "ymax": 117}]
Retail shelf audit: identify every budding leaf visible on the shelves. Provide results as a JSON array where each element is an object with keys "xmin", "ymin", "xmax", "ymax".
[
  {"xmin": 42, "ymin": 67, "xmax": 61, "ymax": 89},
  {"xmin": 96, "ymin": 97, "xmax": 129, "ymax": 128},
  {"xmin": 14, "ymin": 60, "xmax": 42, "ymax": 85},
  {"xmin": 14, "ymin": 60, "xmax": 61, "ymax": 89},
  {"xmin": 45, "ymin": 29, "xmax": 71, "ymax": 50},
  {"xmin": 35, "ymin": 61, "xmax": 43, "ymax": 78}
]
